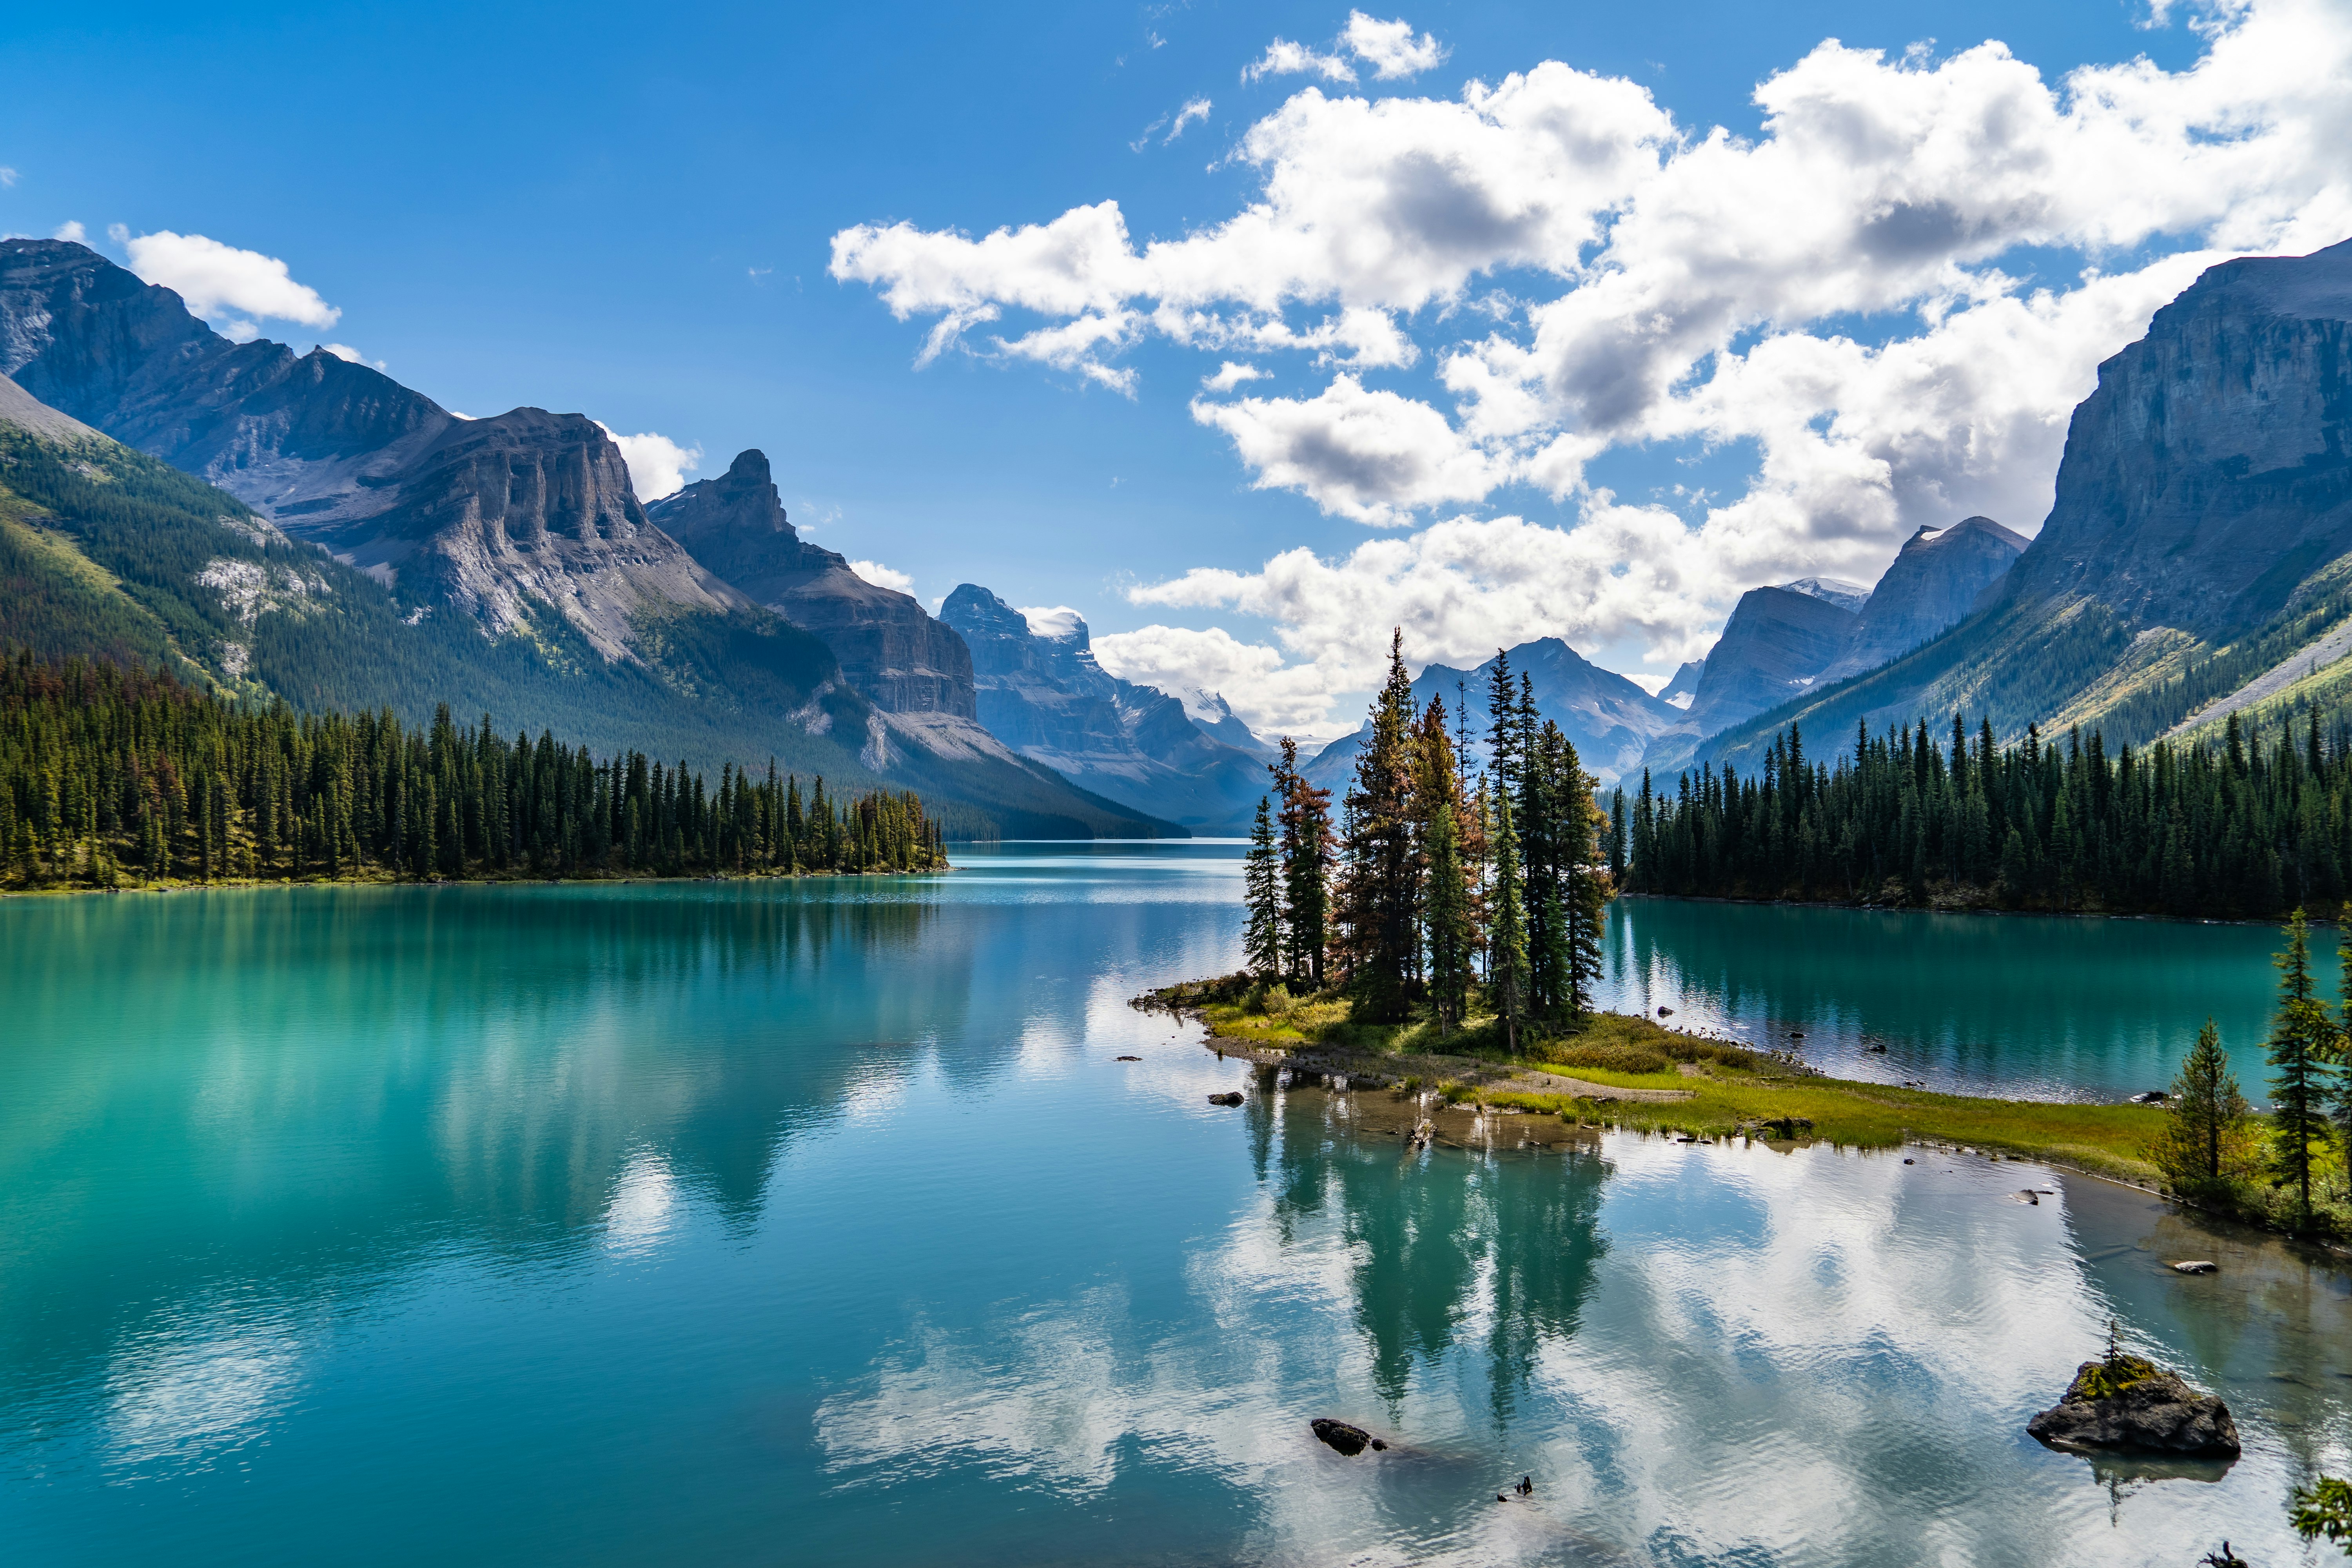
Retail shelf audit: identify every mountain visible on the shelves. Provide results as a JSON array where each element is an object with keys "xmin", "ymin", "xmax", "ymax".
[
  {"xmin": 1688, "ymin": 237, "xmax": 2352, "ymax": 774},
  {"xmin": 1780, "ymin": 577, "xmax": 1870, "ymax": 612},
  {"xmin": 938, "ymin": 584, "xmax": 1268, "ymax": 832},
  {"xmin": 646, "ymin": 450, "xmax": 974, "ymax": 716},
  {"xmin": 1175, "ymin": 688, "xmax": 1278, "ymax": 762},
  {"xmin": 1658, "ymin": 659, "xmax": 1704, "ymax": 710},
  {"xmin": 1304, "ymin": 637, "xmax": 1679, "ymax": 793},
  {"xmin": 0, "ymin": 240, "xmax": 1168, "ymax": 837},
  {"xmin": 1818, "ymin": 516, "xmax": 2027, "ymax": 682}
]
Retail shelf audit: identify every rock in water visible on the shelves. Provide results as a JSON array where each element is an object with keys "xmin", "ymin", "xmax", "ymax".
[
  {"xmin": 1310, "ymin": 1418, "xmax": 1375, "ymax": 1456},
  {"xmin": 1208, "ymin": 1091, "xmax": 1244, "ymax": 1107},
  {"xmin": 2027, "ymin": 1357, "xmax": 2240, "ymax": 1457}
]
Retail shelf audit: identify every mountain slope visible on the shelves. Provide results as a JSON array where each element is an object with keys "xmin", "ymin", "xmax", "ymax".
[
  {"xmin": 939, "ymin": 584, "xmax": 1263, "ymax": 832},
  {"xmin": 1691, "ymin": 238, "xmax": 2352, "ymax": 773},
  {"xmin": 1819, "ymin": 516, "xmax": 2027, "ymax": 682}
]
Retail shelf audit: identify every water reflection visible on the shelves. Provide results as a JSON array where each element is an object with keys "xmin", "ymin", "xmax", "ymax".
[{"xmin": 1601, "ymin": 897, "xmax": 2336, "ymax": 1100}]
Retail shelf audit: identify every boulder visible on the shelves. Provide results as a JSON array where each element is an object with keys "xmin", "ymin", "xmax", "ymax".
[
  {"xmin": 2172, "ymin": 1260, "xmax": 2218, "ymax": 1275},
  {"xmin": 1310, "ymin": 1418, "xmax": 1384, "ymax": 1456},
  {"xmin": 1208, "ymin": 1091, "xmax": 1244, "ymax": 1107},
  {"xmin": 2028, "ymin": 1357, "xmax": 2240, "ymax": 1457}
]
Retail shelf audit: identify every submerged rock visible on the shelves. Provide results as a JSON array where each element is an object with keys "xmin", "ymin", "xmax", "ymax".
[
  {"xmin": 2172, "ymin": 1260, "xmax": 2218, "ymax": 1275},
  {"xmin": 1310, "ymin": 1418, "xmax": 1382, "ymax": 1456},
  {"xmin": 2028, "ymin": 1356, "xmax": 2240, "ymax": 1457}
]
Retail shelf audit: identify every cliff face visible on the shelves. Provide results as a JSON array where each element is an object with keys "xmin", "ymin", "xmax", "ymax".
[
  {"xmin": 649, "ymin": 450, "xmax": 976, "ymax": 717},
  {"xmin": 1681, "ymin": 587, "xmax": 1859, "ymax": 737},
  {"xmin": 1820, "ymin": 516, "xmax": 2027, "ymax": 682},
  {"xmin": 1999, "ymin": 237, "xmax": 2352, "ymax": 636},
  {"xmin": 0, "ymin": 238, "xmax": 734, "ymax": 662},
  {"xmin": 940, "ymin": 584, "xmax": 1267, "ymax": 831}
]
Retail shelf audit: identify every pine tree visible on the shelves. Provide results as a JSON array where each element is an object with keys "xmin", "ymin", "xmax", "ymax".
[
  {"xmin": 2155, "ymin": 1018, "xmax": 2253, "ymax": 1194},
  {"xmin": 1335, "ymin": 631, "xmax": 1421, "ymax": 1022},
  {"xmin": 1416, "ymin": 696, "xmax": 1473, "ymax": 1035},
  {"xmin": 2267, "ymin": 907, "xmax": 2337, "ymax": 1228},
  {"xmin": 1244, "ymin": 796, "xmax": 1283, "ymax": 979},
  {"xmin": 1269, "ymin": 737, "xmax": 1333, "ymax": 989},
  {"xmin": 1490, "ymin": 790, "xmax": 1530, "ymax": 1053}
]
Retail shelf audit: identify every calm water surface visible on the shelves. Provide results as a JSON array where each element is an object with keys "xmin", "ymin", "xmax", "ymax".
[{"xmin": 2, "ymin": 846, "xmax": 2347, "ymax": 1565}]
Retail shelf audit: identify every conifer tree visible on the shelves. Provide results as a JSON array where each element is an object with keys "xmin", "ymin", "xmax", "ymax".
[
  {"xmin": 2155, "ymin": 1019, "xmax": 2253, "ymax": 1193},
  {"xmin": 1490, "ymin": 790, "xmax": 1530, "ymax": 1052},
  {"xmin": 1268, "ymin": 737, "xmax": 1333, "ymax": 989},
  {"xmin": 2267, "ymin": 907, "xmax": 2336, "ymax": 1228},
  {"xmin": 1416, "ymin": 696, "xmax": 1473, "ymax": 1035},
  {"xmin": 1244, "ymin": 796, "xmax": 1283, "ymax": 979},
  {"xmin": 1335, "ymin": 631, "xmax": 1422, "ymax": 1021}
]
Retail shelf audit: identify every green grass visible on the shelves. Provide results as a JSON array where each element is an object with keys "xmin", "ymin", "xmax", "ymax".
[{"xmin": 1145, "ymin": 975, "xmax": 2169, "ymax": 1183}]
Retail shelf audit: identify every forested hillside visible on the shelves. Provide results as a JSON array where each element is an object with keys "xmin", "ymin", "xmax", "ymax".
[
  {"xmin": 1616, "ymin": 710, "xmax": 2352, "ymax": 919},
  {"xmin": 0, "ymin": 653, "xmax": 944, "ymax": 888}
]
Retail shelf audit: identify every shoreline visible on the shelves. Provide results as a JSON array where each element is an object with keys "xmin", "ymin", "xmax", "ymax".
[
  {"xmin": 1616, "ymin": 890, "xmax": 2298, "ymax": 929},
  {"xmin": 0, "ymin": 864, "xmax": 956, "ymax": 898}
]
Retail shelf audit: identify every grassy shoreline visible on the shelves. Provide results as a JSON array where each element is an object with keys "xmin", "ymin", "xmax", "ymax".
[{"xmin": 1139, "ymin": 974, "xmax": 2169, "ymax": 1185}]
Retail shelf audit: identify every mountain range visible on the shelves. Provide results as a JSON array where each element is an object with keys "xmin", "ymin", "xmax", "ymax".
[
  {"xmin": 1685, "ymin": 236, "xmax": 2352, "ymax": 776},
  {"xmin": 0, "ymin": 237, "xmax": 1199, "ymax": 837},
  {"xmin": 11, "ymin": 231, "xmax": 2352, "ymax": 826}
]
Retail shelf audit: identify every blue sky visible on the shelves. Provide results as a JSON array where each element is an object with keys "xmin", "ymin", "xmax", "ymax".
[{"xmin": 4, "ymin": 1, "xmax": 2325, "ymax": 734}]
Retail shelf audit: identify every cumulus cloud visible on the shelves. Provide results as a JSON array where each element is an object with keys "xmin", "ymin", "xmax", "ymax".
[
  {"xmin": 1341, "ymin": 12, "xmax": 1446, "ymax": 79},
  {"xmin": 839, "ymin": 0, "xmax": 2352, "ymax": 724},
  {"xmin": 850, "ymin": 559, "xmax": 915, "ymax": 593},
  {"xmin": 120, "ymin": 230, "xmax": 342, "ymax": 330},
  {"xmin": 1200, "ymin": 360, "xmax": 1265, "ymax": 391},
  {"xmin": 1091, "ymin": 623, "xmax": 1352, "ymax": 737},
  {"xmin": 53, "ymin": 220, "xmax": 84, "ymax": 243},
  {"xmin": 595, "ymin": 423, "xmax": 703, "ymax": 503}
]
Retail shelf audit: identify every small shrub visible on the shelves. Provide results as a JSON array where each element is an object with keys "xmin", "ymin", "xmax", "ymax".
[
  {"xmin": 1396, "ymin": 1074, "xmax": 1424, "ymax": 1094},
  {"xmin": 1437, "ymin": 1079, "xmax": 1474, "ymax": 1105},
  {"xmin": 1263, "ymin": 983, "xmax": 1293, "ymax": 1017}
]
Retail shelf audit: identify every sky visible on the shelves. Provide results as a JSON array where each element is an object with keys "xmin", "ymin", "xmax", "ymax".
[{"xmin": 4, "ymin": 0, "xmax": 2350, "ymax": 739}]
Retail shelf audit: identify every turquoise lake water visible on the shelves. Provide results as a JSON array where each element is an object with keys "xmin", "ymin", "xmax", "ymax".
[{"xmin": 3, "ymin": 845, "xmax": 2347, "ymax": 1564}]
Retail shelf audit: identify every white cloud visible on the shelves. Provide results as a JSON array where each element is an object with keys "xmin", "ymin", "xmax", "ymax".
[
  {"xmin": 1243, "ymin": 39, "xmax": 1356, "ymax": 85},
  {"xmin": 1091, "ymin": 623, "xmax": 1352, "ymax": 737},
  {"xmin": 594, "ymin": 423, "xmax": 703, "ymax": 503},
  {"xmin": 839, "ymin": 0, "xmax": 2352, "ymax": 728},
  {"xmin": 120, "ymin": 230, "xmax": 341, "ymax": 329},
  {"xmin": 1341, "ymin": 12, "xmax": 1446, "ymax": 79},
  {"xmin": 316, "ymin": 342, "xmax": 387, "ymax": 369},
  {"xmin": 849, "ymin": 559, "xmax": 915, "ymax": 593},
  {"xmin": 1167, "ymin": 97, "xmax": 1214, "ymax": 143},
  {"xmin": 1018, "ymin": 604, "xmax": 1086, "ymax": 640},
  {"xmin": 1200, "ymin": 360, "xmax": 1265, "ymax": 391},
  {"xmin": 0, "ymin": 168, "xmax": 16, "ymax": 188},
  {"xmin": 52, "ymin": 220, "xmax": 84, "ymax": 243}
]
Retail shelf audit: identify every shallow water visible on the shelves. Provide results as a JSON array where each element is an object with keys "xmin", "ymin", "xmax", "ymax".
[{"xmin": 1, "ymin": 846, "xmax": 2345, "ymax": 1564}]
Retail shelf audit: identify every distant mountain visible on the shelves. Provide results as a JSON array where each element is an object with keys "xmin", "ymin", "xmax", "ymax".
[
  {"xmin": 1818, "ymin": 517, "xmax": 2027, "ymax": 683},
  {"xmin": 1304, "ymin": 636, "xmax": 1679, "ymax": 793},
  {"xmin": 938, "ymin": 584, "xmax": 1267, "ymax": 832},
  {"xmin": 1175, "ymin": 688, "xmax": 1278, "ymax": 762},
  {"xmin": 1658, "ymin": 659, "xmax": 1704, "ymax": 709},
  {"xmin": 1690, "ymin": 237, "xmax": 2352, "ymax": 773},
  {"xmin": 648, "ymin": 450, "xmax": 975, "ymax": 718},
  {"xmin": 1780, "ymin": 577, "xmax": 1871, "ymax": 613},
  {"xmin": 0, "ymin": 240, "xmax": 1168, "ymax": 838}
]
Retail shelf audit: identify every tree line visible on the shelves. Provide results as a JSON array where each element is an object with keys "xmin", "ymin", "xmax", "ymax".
[
  {"xmin": 1244, "ymin": 635, "xmax": 1610, "ymax": 1045},
  {"xmin": 1614, "ymin": 710, "xmax": 2352, "ymax": 918},
  {"xmin": 0, "ymin": 652, "xmax": 946, "ymax": 888}
]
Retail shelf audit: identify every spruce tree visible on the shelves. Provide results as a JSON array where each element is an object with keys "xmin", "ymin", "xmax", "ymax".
[
  {"xmin": 1244, "ymin": 796, "xmax": 1283, "ymax": 979},
  {"xmin": 2156, "ymin": 1019, "xmax": 2252, "ymax": 1193},
  {"xmin": 1417, "ymin": 695, "xmax": 1473, "ymax": 1035},
  {"xmin": 2266, "ymin": 907, "xmax": 2336, "ymax": 1228},
  {"xmin": 1490, "ymin": 790, "xmax": 1530, "ymax": 1053},
  {"xmin": 1336, "ymin": 631, "xmax": 1421, "ymax": 1022},
  {"xmin": 1269, "ymin": 737, "xmax": 1333, "ymax": 989}
]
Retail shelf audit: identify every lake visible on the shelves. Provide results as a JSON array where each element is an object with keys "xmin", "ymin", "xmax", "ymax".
[{"xmin": 2, "ymin": 844, "xmax": 2345, "ymax": 1565}]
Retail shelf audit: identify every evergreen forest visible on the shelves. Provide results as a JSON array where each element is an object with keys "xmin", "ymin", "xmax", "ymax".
[
  {"xmin": 1616, "ymin": 711, "xmax": 2352, "ymax": 919},
  {"xmin": 0, "ymin": 652, "xmax": 946, "ymax": 889}
]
